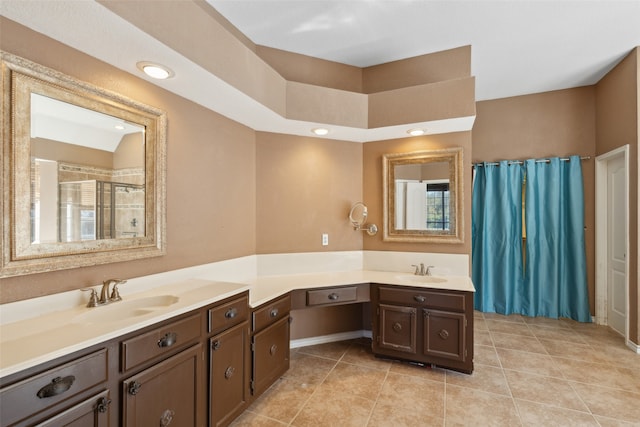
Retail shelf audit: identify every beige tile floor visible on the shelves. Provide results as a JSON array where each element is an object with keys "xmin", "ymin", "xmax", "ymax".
[{"xmin": 232, "ymin": 312, "xmax": 640, "ymax": 426}]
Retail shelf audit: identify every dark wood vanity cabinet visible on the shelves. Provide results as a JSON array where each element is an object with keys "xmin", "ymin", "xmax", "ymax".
[
  {"xmin": 208, "ymin": 295, "xmax": 250, "ymax": 427},
  {"xmin": 0, "ymin": 291, "xmax": 254, "ymax": 427},
  {"xmin": 372, "ymin": 285, "xmax": 474, "ymax": 374},
  {"xmin": 250, "ymin": 294, "xmax": 291, "ymax": 397}
]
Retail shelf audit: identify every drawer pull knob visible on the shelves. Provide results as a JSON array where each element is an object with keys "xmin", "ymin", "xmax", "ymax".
[
  {"xmin": 128, "ymin": 381, "xmax": 142, "ymax": 396},
  {"xmin": 37, "ymin": 375, "xmax": 75, "ymax": 398},
  {"xmin": 212, "ymin": 340, "xmax": 221, "ymax": 351},
  {"xmin": 160, "ymin": 409, "xmax": 175, "ymax": 427},
  {"xmin": 270, "ymin": 308, "xmax": 279, "ymax": 318},
  {"xmin": 224, "ymin": 366, "xmax": 235, "ymax": 379},
  {"xmin": 96, "ymin": 396, "xmax": 111, "ymax": 413},
  {"xmin": 413, "ymin": 295, "xmax": 426, "ymax": 303},
  {"xmin": 225, "ymin": 308, "xmax": 238, "ymax": 319},
  {"xmin": 270, "ymin": 344, "xmax": 278, "ymax": 356},
  {"xmin": 439, "ymin": 329, "xmax": 450, "ymax": 339},
  {"xmin": 392, "ymin": 322, "xmax": 402, "ymax": 332},
  {"xmin": 328, "ymin": 293, "xmax": 339, "ymax": 301},
  {"xmin": 157, "ymin": 332, "xmax": 177, "ymax": 348}
]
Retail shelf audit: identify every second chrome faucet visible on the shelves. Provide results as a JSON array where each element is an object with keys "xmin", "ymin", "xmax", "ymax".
[
  {"xmin": 83, "ymin": 279, "xmax": 127, "ymax": 307},
  {"xmin": 412, "ymin": 263, "xmax": 434, "ymax": 276}
]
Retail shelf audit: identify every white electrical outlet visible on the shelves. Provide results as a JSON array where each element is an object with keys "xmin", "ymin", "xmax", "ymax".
[{"xmin": 322, "ymin": 233, "xmax": 329, "ymax": 246}]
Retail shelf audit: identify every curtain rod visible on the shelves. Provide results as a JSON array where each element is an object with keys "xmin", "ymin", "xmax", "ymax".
[{"xmin": 473, "ymin": 156, "xmax": 591, "ymax": 167}]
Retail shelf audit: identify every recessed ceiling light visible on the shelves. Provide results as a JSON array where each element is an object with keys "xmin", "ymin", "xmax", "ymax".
[
  {"xmin": 407, "ymin": 128, "xmax": 426, "ymax": 136},
  {"xmin": 136, "ymin": 61, "xmax": 174, "ymax": 79},
  {"xmin": 114, "ymin": 124, "xmax": 125, "ymax": 130},
  {"xmin": 312, "ymin": 128, "xmax": 329, "ymax": 136}
]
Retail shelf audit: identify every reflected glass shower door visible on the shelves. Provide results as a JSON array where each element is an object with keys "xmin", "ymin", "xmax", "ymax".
[{"xmin": 59, "ymin": 180, "xmax": 97, "ymax": 242}]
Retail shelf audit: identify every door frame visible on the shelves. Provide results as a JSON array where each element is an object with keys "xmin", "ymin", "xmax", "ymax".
[{"xmin": 595, "ymin": 145, "xmax": 630, "ymax": 345}]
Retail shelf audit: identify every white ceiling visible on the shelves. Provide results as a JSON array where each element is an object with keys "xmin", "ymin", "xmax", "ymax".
[
  {"xmin": 209, "ymin": 0, "xmax": 640, "ymax": 101},
  {"xmin": 2, "ymin": 1, "xmax": 639, "ymax": 143}
]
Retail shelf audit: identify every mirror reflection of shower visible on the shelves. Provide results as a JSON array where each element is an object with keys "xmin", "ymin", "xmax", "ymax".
[{"xmin": 59, "ymin": 180, "xmax": 145, "ymax": 242}]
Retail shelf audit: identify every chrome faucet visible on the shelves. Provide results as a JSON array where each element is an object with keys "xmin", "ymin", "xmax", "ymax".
[
  {"xmin": 82, "ymin": 279, "xmax": 127, "ymax": 307},
  {"xmin": 411, "ymin": 263, "xmax": 435, "ymax": 276}
]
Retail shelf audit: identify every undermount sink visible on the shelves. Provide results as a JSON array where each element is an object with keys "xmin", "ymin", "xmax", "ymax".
[
  {"xmin": 73, "ymin": 295, "xmax": 180, "ymax": 324},
  {"xmin": 395, "ymin": 275, "xmax": 447, "ymax": 284}
]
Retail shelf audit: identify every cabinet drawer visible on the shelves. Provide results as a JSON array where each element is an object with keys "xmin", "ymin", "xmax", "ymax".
[
  {"xmin": 378, "ymin": 286, "xmax": 465, "ymax": 312},
  {"xmin": 307, "ymin": 286, "xmax": 357, "ymax": 306},
  {"xmin": 122, "ymin": 314, "xmax": 201, "ymax": 372},
  {"xmin": 252, "ymin": 294, "xmax": 290, "ymax": 333},
  {"xmin": 0, "ymin": 349, "xmax": 108, "ymax": 427},
  {"xmin": 209, "ymin": 295, "xmax": 249, "ymax": 336}
]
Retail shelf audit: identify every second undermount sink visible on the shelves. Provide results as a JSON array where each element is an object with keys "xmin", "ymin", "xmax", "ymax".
[
  {"xmin": 395, "ymin": 275, "xmax": 447, "ymax": 284},
  {"xmin": 73, "ymin": 295, "xmax": 180, "ymax": 324}
]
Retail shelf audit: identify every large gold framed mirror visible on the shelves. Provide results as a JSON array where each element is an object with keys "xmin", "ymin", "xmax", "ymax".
[
  {"xmin": 1, "ymin": 51, "xmax": 167, "ymax": 277},
  {"xmin": 383, "ymin": 148, "xmax": 463, "ymax": 243}
]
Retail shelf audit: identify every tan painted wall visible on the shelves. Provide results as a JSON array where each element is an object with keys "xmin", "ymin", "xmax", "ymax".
[
  {"xmin": 362, "ymin": 132, "xmax": 473, "ymax": 255},
  {"xmin": 256, "ymin": 46, "xmax": 363, "ymax": 93},
  {"xmin": 595, "ymin": 47, "xmax": 639, "ymax": 344},
  {"xmin": 255, "ymin": 132, "xmax": 363, "ymax": 254},
  {"xmin": 472, "ymin": 87, "xmax": 597, "ymax": 315},
  {"xmin": 1, "ymin": 18, "xmax": 257, "ymax": 303},
  {"xmin": 363, "ymin": 45, "xmax": 471, "ymax": 93},
  {"xmin": 32, "ymin": 139, "xmax": 114, "ymax": 169}
]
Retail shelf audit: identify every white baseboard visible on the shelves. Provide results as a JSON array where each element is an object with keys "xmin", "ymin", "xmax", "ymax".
[
  {"xmin": 290, "ymin": 330, "xmax": 372, "ymax": 349},
  {"xmin": 626, "ymin": 340, "xmax": 640, "ymax": 354}
]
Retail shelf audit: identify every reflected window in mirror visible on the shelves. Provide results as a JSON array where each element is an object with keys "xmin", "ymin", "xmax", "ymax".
[{"xmin": 383, "ymin": 148, "xmax": 463, "ymax": 243}]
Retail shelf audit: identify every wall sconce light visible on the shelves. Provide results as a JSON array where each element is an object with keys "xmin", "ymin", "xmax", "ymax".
[{"xmin": 349, "ymin": 202, "xmax": 378, "ymax": 236}]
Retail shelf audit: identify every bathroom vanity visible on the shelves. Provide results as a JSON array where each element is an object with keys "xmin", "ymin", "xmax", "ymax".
[{"xmin": 0, "ymin": 271, "xmax": 474, "ymax": 426}]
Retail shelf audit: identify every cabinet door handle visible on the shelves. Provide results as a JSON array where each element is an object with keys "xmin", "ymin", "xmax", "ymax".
[
  {"xmin": 439, "ymin": 329, "xmax": 450, "ymax": 339},
  {"xmin": 269, "ymin": 344, "xmax": 278, "ymax": 356},
  {"xmin": 128, "ymin": 381, "xmax": 142, "ymax": 396},
  {"xmin": 212, "ymin": 340, "xmax": 221, "ymax": 351},
  {"xmin": 157, "ymin": 332, "xmax": 177, "ymax": 348},
  {"xmin": 224, "ymin": 366, "xmax": 235, "ymax": 379},
  {"xmin": 328, "ymin": 293, "xmax": 339, "ymax": 301},
  {"xmin": 392, "ymin": 322, "xmax": 402, "ymax": 332},
  {"xmin": 413, "ymin": 295, "xmax": 426, "ymax": 303},
  {"xmin": 270, "ymin": 308, "xmax": 279, "ymax": 318},
  {"xmin": 37, "ymin": 375, "xmax": 75, "ymax": 398},
  {"xmin": 225, "ymin": 307, "xmax": 238, "ymax": 319},
  {"xmin": 96, "ymin": 396, "xmax": 111, "ymax": 413}
]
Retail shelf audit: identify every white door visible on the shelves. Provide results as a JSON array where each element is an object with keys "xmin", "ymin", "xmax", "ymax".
[
  {"xmin": 607, "ymin": 155, "xmax": 626, "ymax": 335},
  {"xmin": 405, "ymin": 181, "xmax": 427, "ymax": 230}
]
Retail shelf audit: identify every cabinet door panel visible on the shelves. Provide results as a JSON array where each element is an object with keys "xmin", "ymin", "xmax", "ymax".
[
  {"xmin": 378, "ymin": 304, "xmax": 417, "ymax": 354},
  {"xmin": 210, "ymin": 323, "xmax": 248, "ymax": 427},
  {"xmin": 36, "ymin": 390, "xmax": 110, "ymax": 427},
  {"xmin": 423, "ymin": 310, "xmax": 465, "ymax": 362},
  {"xmin": 122, "ymin": 344, "xmax": 202, "ymax": 427},
  {"xmin": 252, "ymin": 316, "xmax": 290, "ymax": 396}
]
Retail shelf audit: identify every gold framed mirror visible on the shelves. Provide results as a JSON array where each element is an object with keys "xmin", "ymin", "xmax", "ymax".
[
  {"xmin": 1, "ymin": 51, "xmax": 167, "ymax": 277},
  {"xmin": 382, "ymin": 148, "xmax": 463, "ymax": 243}
]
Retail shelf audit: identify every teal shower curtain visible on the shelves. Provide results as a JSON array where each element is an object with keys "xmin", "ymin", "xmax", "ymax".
[
  {"xmin": 472, "ymin": 161, "xmax": 524, "ymax": 314},
  {"xmin": 523, "ymin": 156, "xmax": 591, "ymax": 322},
  {"xmin": 472, "ymin": 156, "xmax": 591, "ymax": 322}
]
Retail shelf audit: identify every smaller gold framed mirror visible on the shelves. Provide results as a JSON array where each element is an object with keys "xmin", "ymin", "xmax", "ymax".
[{"xmin": 383, "ymin": 148, "xmax": 463, "ymax": 243}]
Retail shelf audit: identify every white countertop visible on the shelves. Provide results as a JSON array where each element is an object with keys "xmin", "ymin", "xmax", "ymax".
[{"xmin": 0, "ymin": 270, "xmax": 473, "ymax": 379}]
